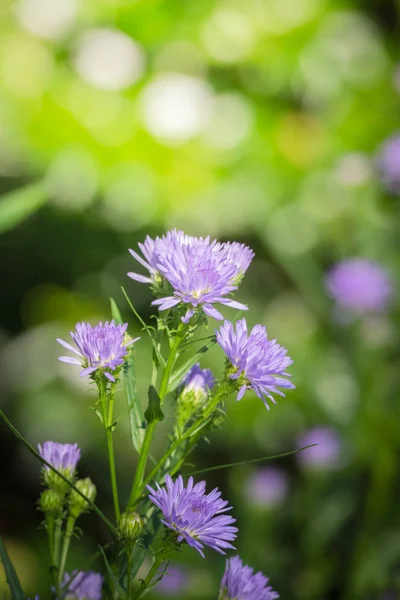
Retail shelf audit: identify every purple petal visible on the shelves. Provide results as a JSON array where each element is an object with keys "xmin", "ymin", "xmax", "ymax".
[
  {"xmin": 127, "ymin": 272, "xmax": 153, "ymax": 284},
  {"xmin": 56, "ymin": 338, "xmax": 82, "ymax": 356},
  {"xmin": 202, "ymin": 304, "xmax": 224, "ymax": 320},
  {"xmin": 80, "ymin": 366, "xmax": 97, "ymax": 377},
  {"xmin": 58, "ymin": 356, "xmax": 81, "ymax": 366}
]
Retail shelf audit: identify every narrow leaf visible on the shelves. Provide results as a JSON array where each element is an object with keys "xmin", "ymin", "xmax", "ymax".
[
  {"xmin": 0, "ymin": 537, "xmax": 25, "ymax": 600},
  {"xmin": 184, "ymin": 445, "xmax": 317, "ymax": 476},
  {"xmin": 0, "ymin": 408, "xmax": 117, "ymax": 535},
  {"xmin": 121, "ymin": 287, "xmax": 166, "ymax": 367},
  {"xmin": 144, "ymin": 386, "xmax": 164, "ymax": 424},
  {"xmin": 98, "ymin": 546, "xmax": 127, "ymax": 598},
  {"xmin": 168, "ymin": 338, "xmax": 216, "ymax": 392},
  {"xmin": 0, "ymin": 182, "xmax": 46, "ymax": 234},
  {"xmin": 111, "ymin": 298, "xmax": 146, "ymax": 453}
]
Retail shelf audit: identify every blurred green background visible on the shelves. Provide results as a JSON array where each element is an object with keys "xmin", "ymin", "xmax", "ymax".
[{"xmin": 0, "ymin": 0, "xmax": 400, "ymax": 598}]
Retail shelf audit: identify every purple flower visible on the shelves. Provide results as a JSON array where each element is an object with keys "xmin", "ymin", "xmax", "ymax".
[
  {"xmin": 180, "ymin": 363, "xmax": 215, "ymax": 398},
  {"xmin": 147, "ymin": 475, "xmax": 237, "ymax": 558},
  {"xmin": 155, "ymin": 565, "xmax": 188, "ymax": 596},
  {"xmin": 297, "ymin": 427, "xmax": 341, "ymax": 470},
  {"xmin": 57, "ymin": 320, "xmax": 139, "ymax": 382},
  {"xmin": 245, "ymin": 467, "xmax": 288, "ymax": 507},
  {"xmin": 128, "ymin": 230, "xmax": 253, "ymax": 322},
  {"xmin": 325, "ymin": 259, "xmax": 393, "ymax": 314},
  {"xmin": 38, "ymin": 441, "xmax": 81, "ymax": 474},
  {"xmin": 216, "ymin": 318, "xmax": 295, "ymax": 408},
  {"xmin": 376, "ymin": 133, "xmax": 400, "ymax": 193},
  {"xmin": 219, "ymin": 556, "xmax": 279, "ymax": 600},
  {"xmin": 62, "ymin": 571, "xmax": 103, "ymax": 600}
]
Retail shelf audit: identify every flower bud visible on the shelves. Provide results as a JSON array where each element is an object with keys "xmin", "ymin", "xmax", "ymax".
[
  {"xmin": 39, "ymin": 489, "xmax": 63, "ymax": 515},
  {"xmin": 118, "ymin": 511, "xmax": 143, "ymax": 543},
  {"xmin": 177, "ymin": 364, "xmax": 214, "ymax": 430},
  {"xmin": 68, "ymin": 478, "xmax": 97, "ymax": 519}
]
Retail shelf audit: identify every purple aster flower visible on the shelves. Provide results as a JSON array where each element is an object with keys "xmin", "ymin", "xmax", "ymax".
[
  {"xmin": 62, "ymin": 571, "xmax": 103, "ymax": 600},
  {"xmin": 57, "ymin": 320, "xmax": 139, "ymax": 382},
  {"xmin": 219, "ymin": 556, "xmax": 279, "ymax": 600},
  {"xmin": 38, "ymin": 441, "xmax": 81, "ymax": 474},
  {"xmin": 216, "ymin": 318, "xmax": 295, "ymax": 408},
  {"xmin": 128, "ymin": 230, "xmax": 253, "ymax": 322},
  {"xmin": 297, "ymin": 427, "xmax": 341, "ymax": 470},
  {"xmin": 376, "ymin": 133, "xmax": 400, "ymax": 193},
  {"xmin": 147, "ymin": 475, "xmax": 237, "ymax": 558},
  {"xmin": 325, "ymin": 258, "xmax": 393, "ymax": 314},
  {"xmin": 180, "ymin": 363, "xmax": 215, "ymax": 399},
  {"xmin": 155, "ymin": 565, "xmax": 188, "ymax": 596},
  {"xmin": 245, "ymin": 467, "xmax": 288, "ymax": 508}
]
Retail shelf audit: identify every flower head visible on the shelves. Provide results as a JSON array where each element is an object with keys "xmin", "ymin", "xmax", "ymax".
[
  {"xmin": 57, "ymin": 320, "xmax": 139, "ymax": 382},
  {"xmin": 325, "ymin": 259, "xmax": 393, "ymax": 314},
  {"xmin": 376, "ymin": 133, "xmax": 400, "ymax": 194},
  {"xmin": 147, "ymin": 475, "xmax": 237, "ymax": 558},
  {"xmin": 38, "ymin": 441, "xmax": 81, "ymax": 474},
  {"xmin": 216, "ymin": 318, "xmax": 295, "ymax": 408},
  {"xmin": 219, "ymin": 556, "xmax": 279, "ymax": 600},
  {"xmin": 128, "ymin": 230, "xmax": 253, "ymax": 322},
  {"xmin": 62, "ymin": 571, "xmax": 103, "ymax": 600},
  {"xmin": 38, "ymin": 441, "xmax": 81, "ymax": 491}
]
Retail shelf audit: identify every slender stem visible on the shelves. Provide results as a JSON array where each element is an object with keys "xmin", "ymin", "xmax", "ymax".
[
  {"xmin": 47, "ymin": 516, "xmax": 55, "ymax": 567},
  {"xmin": 128, "ymin": 420, "xmax": 157, "ymax": 506},
  {"xmin": 136, "ymin": 552, "xmax": 168, "ymax": 600},
  {"xmin": 132, "ymin": 387, "xmax": 227, "ymax": 504},
  {"xmin": 99, "ymin": 381, "xmax": 120, "ymax": 522},
  {"xmin": 54, "ymin": 517, "xmax": 62, "ymax": 567},
  {"xmin": 58, "ymin": 515, "xmax": 75, "ymax": 584},
  {"xmin": 127, "ymin": 551, "xmax": 132, "ymax": 596},
  {"xmin": 128, "ymin": 325, "xmax": 185, "ymax": 508}
]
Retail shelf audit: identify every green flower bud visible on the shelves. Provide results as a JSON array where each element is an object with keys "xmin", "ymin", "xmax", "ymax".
[
  {"xmin": 39, "ymin": 489, "xmax": 63, "ymax": 515},
  {"xmin": 118, "ymin": 511, "xmax": 143, "ymax": 543},
  {"xmin": 43, "ymin": 467, "xmax": 76, "ymax": 495},
  {"xmin": 68, "ymin": 478, "xmax": 97, "ymax": 519}
]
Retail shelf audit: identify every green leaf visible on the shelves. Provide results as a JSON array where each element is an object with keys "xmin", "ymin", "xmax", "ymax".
[
  {"xmin": 0, "ymin": 408, "xmax": 117, "ymax": 535},
  {"xmin": 0, "ymin": 537, "xmax": 25, "ymax": 600},
  {"xmin": 168, "ymin": 338, "xmax": 216, "ymax": 392},
  {"xmin": 184, "ymin": 445, "xmax": 317, "ymax": 476},
  {"xmin": 0, "ymin": 182, "xmax": 47, "ymax": 234},
  {"xmin": 111, "ymin": 298, "xmax": 146, "ymax": 454},
  {"xmin": 98, "ymin": 546, "xmax": 127, "ymax": 598},
  {"xmin": 144, "ymin": 386, "xmax": 164, "ymax": 424}
]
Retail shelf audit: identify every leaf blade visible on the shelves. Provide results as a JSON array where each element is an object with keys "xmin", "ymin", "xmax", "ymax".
[{"xmin": 0, "ymin": 537, "xmax": 25, "ymax": 600}]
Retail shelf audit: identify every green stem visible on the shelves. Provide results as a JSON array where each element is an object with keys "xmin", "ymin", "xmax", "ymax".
[
  {"xmin": 100, "ymin": 381, "xmax": 120, "ymax": 522},
  {"xmin": 136, "ymin": 552, "xmax": 168, "ymax": 600},
  {"xmin": 128, "ymin": 326, "xmax": 185, "ymax": 508},
  {"xmin": 54, "ymin": 517, "xmax": 62, "ymax": 567},
  {"xmin": 132, "ymin": 387, "xmax": 228, "ymax": 504},
  {"xmin": 58, "ymin": 515, "xmax": 75, "ymax": 584}
]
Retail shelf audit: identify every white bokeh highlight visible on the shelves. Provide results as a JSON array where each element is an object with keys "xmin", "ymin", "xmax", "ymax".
[
  {"xmin": 15, "ymin": 0, "xmax": 77, "ymax": 40},
  {"xmin": 74, "ymin": 28, "xmax": 145, "ymax": 91},
  {"xmin": 141, "ymin": 74, "xmax": 213, "ymax": 144}
]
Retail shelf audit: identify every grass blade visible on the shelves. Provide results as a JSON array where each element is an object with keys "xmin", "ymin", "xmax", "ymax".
[
  {"xmin": 0, "ymin": 537, "xmax": 25, "ymax": 600},
  {"xmin": 184, "ymin": 445, "xmax": 317, "ymax": 476}
]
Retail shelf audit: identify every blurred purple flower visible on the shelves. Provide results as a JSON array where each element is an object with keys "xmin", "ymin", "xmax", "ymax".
[
  {"xmin": 38, "ymin": 441, "xmax": 80, "ymax": 474},
  {"xmin": 128, "ymin": 230, "xmax": 253, "ymax": 322},
  {"xmin": 57, "ymin": 320, "xmax": 139, "ymax": 382},
  {"xmin": 219, "ymin": 556, "xmax": 279, "ymax": 600},
  {"xmin": 376, "ymin": 133, "xmax": 400, "ymax": 193},
  {"xmin": 147, "ymin": 475, "xmax": 237, "ymax": 558},
  {"xmin": 155, "ymin": 565, "xmax": 188, "ymax": 596},
  {"xmin": 245, "ymin": 467, "xmax": 288, "ymax": 507},
  {"xmin": 325, "ymin": 259, "xmax": 393, "ymax": 314},
  {"xmin": 62, "ymin": 571, "xmax": 103, "ymax": 600},
  {"xmin": 297, "ymin": 427, "xmax": 341, "ymax": 469},
  {"xmin": 216, "ymin": 318, "xmax": 295, "ymax": 408}
]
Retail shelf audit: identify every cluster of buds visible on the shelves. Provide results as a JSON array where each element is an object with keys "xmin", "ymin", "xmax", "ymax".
[{"xmin": 38, "ymin": 441, "xmax": 96, "ymax": 524}]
